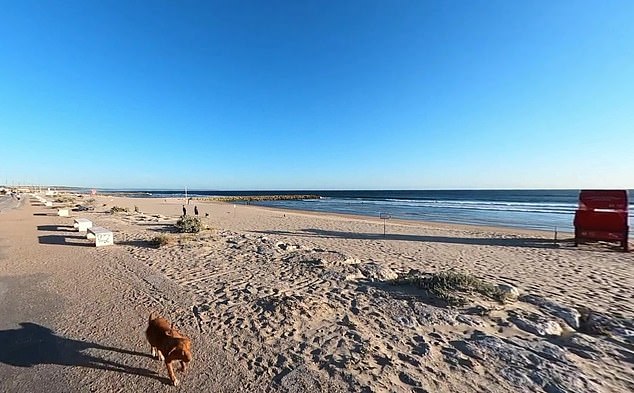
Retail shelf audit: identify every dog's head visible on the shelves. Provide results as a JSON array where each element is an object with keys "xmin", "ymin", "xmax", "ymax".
[{"xmin": 168, "ymin": 337, "xmax": 192, "ymax": 363}]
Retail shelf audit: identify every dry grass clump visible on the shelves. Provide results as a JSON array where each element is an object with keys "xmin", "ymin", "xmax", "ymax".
[
  {"xmin": 150, "ymin": 234, "xmax": 171, "ymax": 248},
  {"xmin": 110, "ymin": 206, "xmax": 129, "ymax": 214},
  {"xmin": 176, "ymin": 234, "xmax": 200, "ymax": 245},
  {"xmin": 175, "ymin": 215, "xmax": 203, "ymax": 233},
  {"xmin": 393, "ymin": 270, "xmax": 506, "ymax": 306},
  {"xmin": 54, "ymin": 195, "xmax": 76, "ymax": 204}
]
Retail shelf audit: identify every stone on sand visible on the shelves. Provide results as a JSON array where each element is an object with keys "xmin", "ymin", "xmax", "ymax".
[
  {"xmin": 357, "ymin": 262, "xmax": 398, "ymax": 281},
  {"xmin": 497, "ymin": 283, "xmax": 520, "ymax": 301},
  {"xmin": 520, "ymin": 294, "xmax": 581, "ymax": 330}
]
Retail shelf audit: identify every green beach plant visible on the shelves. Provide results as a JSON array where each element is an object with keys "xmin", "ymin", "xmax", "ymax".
[
  {"xmin": 175, "ymin": 215, "xmax": 203, "ymax": 233},
  {"xmin": 54, "ymin": 195, "xmax": 76, "ymax": 204},
  {"xmin": 392, "ymin": 270, "xmax": 506, "ymax": 306},
  {"xmin": 110, "ymin": 206, "xmax": 129, "ymax": 214}
]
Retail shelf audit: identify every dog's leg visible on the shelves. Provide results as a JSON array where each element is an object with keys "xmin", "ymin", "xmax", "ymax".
[
  {"xmin": 165, "ymin": 361, "xmax": 179, "ymax": 386},
  {"xmin": 179, "ymin": 361, "xmax": 186, "ymax": 372},
  {"xmin": 151, "ymin": 346, "xmax": 156, "ymax": 359}
]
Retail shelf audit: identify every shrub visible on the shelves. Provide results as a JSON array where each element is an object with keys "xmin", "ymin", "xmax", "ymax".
[
  {"xmin": 54, "ymin": 195, "xmax": 76, "ymax": 204},
  {"xmin": 86, "ymin": 198, "xmax": 96, "ymax": 203},
  {"xmin": 151, "ymin": 234, "xmax": 171, "ymax": 247},
  {"xmin": 393, "ymin": 270, "xmax": 506, "ymax": 306},
  {"xmin": 110, "ymin": 206, "xmax": 129, "ymax": 214},
  {"xmin": 134, "ymin": 205, "xmax": 140, "ymax": 213},
  {"xmin": 175, "ymin": 215, "xmax": 203, "ymax": 233}
]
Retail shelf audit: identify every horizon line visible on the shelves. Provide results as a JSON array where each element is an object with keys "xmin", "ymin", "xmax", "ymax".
[{"xmin": 6, "ymin": 185, "xmax": 634, "ymax": 192}]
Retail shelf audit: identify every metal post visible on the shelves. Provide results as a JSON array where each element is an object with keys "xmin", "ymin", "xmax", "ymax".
[{"xmin": 380, "ymin": 213, "xmax": 391, "ymax": 238}]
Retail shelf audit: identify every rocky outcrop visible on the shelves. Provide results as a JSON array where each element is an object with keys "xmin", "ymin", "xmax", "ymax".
[
  {"xmin": 451, "ymin": 331, "xmax": 602, "ymax": 393},
  {"xmin": 509, "ymin": 313, "xmax": 564, "ymax": 336},
  {"xmin": 520, "ymin": 294, "xmax": 581, "ymax": 330}
]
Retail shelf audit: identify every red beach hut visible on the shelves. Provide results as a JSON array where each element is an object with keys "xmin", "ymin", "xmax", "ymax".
[{"xmin": 573, "ymin": 190, "xmax": 629, "ymax": 251}]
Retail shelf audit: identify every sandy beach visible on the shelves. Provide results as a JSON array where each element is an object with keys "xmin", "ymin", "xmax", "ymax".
[{"xmin": 1, "ymin": 194, "xmax": 632, "ymax": 392}]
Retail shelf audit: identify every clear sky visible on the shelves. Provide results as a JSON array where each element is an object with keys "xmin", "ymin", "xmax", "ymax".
[{"xmin": 1, "ymin": 1, "xmax": 633, "ymax": 190}]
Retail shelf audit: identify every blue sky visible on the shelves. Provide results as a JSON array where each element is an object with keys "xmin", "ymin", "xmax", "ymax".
[{"xmin": 1, "ymin": 1, "xmax": 633, "ymax": 190}]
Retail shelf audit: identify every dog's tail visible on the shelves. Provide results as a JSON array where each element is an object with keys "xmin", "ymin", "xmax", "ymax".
[{"xmin": 148, "ymin": 311, "xmax": 155, "ymax": 323}]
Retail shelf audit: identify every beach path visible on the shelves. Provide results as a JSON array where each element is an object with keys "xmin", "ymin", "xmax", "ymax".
[{"xmin": 0, "ymin": 199, "xmax": 256, "ymax": 392}]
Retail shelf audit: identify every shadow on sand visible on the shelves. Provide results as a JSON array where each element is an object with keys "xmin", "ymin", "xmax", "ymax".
[
  {"xmin": 0, "ymin": 322, "xmax": 167, "ymax": 383},
  {"xmin": 33, "ymin": 213, "xmax": 57, "ymax": 217},
  {"xmin": 117, "ymin": 240, "xmax": 159, "ymax": 248},
  {"xmin": 37, "ymin": 225, "xmax": 75, "ymax": 232},
  {"xmin": 147, "ymin": 225, "xmax": 179, "ymax": 234},
  {"xmin": 254, "ymin": 228, "xmax": 564, "ymax": 249},
  {"xmin": 38, "ymin": 235, "xmax": 92, "ymax": 247}
]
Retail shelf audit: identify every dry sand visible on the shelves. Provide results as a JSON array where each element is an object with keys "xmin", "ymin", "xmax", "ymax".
[{"xmin": 0, "ymin": 194, "xmax": 633, "ymax": 392}]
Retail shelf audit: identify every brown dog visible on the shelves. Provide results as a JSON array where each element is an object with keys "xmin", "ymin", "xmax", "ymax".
[{"xmin": 145, "ymin": 313, "xmax": 193, "ymax": 386}]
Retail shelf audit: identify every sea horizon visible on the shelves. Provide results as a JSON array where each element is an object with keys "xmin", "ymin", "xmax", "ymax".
[
  {"xmin": 87, "ymin": 188, "xmax": 632, "ymax": 234},
  {"xmin": 14, "ymin": 186, "xmax": 631, "ymax": 233}
]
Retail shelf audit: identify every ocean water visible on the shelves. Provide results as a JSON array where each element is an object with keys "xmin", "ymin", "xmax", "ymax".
[
  {"xmin": 106, "ymin": 189, "xmax": 633, "ymax": 233},
  {"xmin": 252, "ymin": 190, "xmax": 632, "ymax": 233}
]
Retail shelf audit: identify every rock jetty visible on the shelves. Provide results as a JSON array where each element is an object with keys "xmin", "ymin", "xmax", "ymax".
[{"xmin": 194, "ymin": 194, "xmax": 321, "ymax": 203}]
